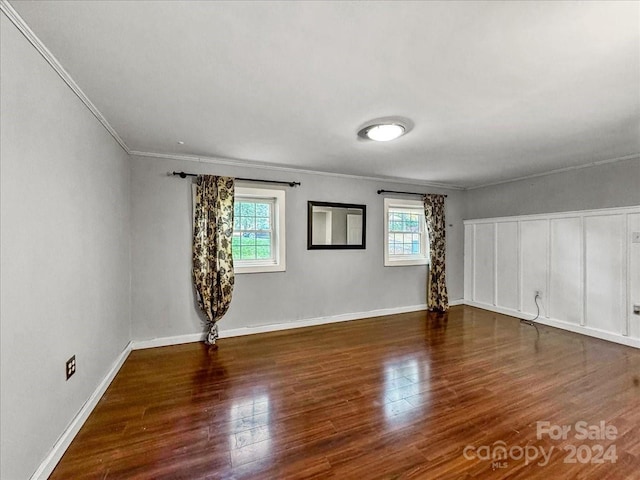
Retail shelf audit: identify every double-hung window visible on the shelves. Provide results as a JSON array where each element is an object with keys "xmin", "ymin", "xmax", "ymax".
[
  {"xmin": 233, "ymin": 186, "xmax": 286, "ymax": 274},
  {"xmin": 384, "ymin": 197, "xmax": 429, "ymax": 266}
]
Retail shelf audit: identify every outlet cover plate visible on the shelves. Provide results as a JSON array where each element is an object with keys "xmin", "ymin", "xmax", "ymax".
[{"xmin": 66, "ymin": 355, "xmax": 76, "ymax": 380}]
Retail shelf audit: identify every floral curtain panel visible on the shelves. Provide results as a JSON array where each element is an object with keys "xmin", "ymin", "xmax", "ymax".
[
  {"xmin": 424, "ymin": 194, "xmax": 449, "ymax": 312},
  {"xmin": 193, "ymin": 175, "xmax": 235, "ymax": 345}
]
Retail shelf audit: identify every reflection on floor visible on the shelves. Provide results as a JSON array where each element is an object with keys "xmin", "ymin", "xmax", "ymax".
[{"xmin": 51, "ymin": 306, "xmax": 640, "ymax": 479}]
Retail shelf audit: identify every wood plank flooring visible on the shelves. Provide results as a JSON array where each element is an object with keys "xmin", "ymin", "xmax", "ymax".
[{"xmin": 50, "ymin": 306, "xmax": 640, "ymax": 479}]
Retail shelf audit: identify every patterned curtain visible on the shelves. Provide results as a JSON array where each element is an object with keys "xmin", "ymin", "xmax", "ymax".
[
  {"xmin": 424, "ymin": 194, "xmax": 449, "ymax": 312},
  {"xmin": 193, "ymin": 175, "xmax": 235, "ymax": 345}
]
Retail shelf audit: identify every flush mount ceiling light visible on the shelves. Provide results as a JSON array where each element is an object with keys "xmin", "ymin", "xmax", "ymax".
[{"xmin": 357, "ymin": 119, "xmax": 411, "ymax": 142}]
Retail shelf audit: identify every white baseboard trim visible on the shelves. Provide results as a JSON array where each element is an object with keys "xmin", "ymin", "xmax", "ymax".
[
  {"xmin": 132, "ymin": 333, "xmax": 205, "ymax": 350},
  {"xmin": 30, "ymin": 342, "xmax": 133, "ymax": 480},
  {"xmin": 29, "ymin": 300, "xmax": 465, "ymax": 477},
  {"xmin": 219, "ymin": 303, "xmax": 431, "ymax": 338},
  {"xmin": 132, "ymin": 301, "xmax": 465, "ymax": 349},
  {"xmin": 464, "ymin": 300, "xmax": 640, "ymax": 349}
]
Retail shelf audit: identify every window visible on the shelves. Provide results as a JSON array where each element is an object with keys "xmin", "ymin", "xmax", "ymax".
[
  {"xmin": 384, "ymin": 197, "xmax": 429, "ymax": 266},
  {"xmin": 233, "ymin": 186, "xmax": 286, "ymax": 274}
]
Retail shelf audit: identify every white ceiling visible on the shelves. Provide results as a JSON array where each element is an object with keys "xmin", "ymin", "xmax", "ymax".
[{"xmin": 7, "ymin": 0, "xmax": 640, "ymax": 188}]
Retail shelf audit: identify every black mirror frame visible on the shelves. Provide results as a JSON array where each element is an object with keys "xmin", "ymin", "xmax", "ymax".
[{"xmin": 307, "ymin": 201, "xmax": 367, "ymax": 250}]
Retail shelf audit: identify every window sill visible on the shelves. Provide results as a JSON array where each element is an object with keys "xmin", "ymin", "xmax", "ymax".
[
  {"xmin": 234, "ymin": 264, "xmax": 286, "ymax": 274},
  {"xmin": 384, "ymin": 258, "xmax": 429, "ymax": 267}
]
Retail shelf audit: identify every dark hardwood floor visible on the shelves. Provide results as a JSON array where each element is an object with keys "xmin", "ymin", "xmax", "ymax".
[{"xmin": 51, "ymin": 306, "xmax": 640, "ymax": 479}]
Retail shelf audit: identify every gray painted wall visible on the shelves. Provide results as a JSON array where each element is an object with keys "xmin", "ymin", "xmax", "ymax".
[
  {"xmin": 7, "ymin": 5, "xmax": 637, "ymax": 476},
  {"xmin": 130, "ymin": 155, "xmax": 465, "ymax": 341},
  {"xmin": 0, "ymin": 14, "xmax": 131, "ymax": 480},
  {"xmin": 465, "ymin": 157, "xmax": 640, "ymax": 219}
]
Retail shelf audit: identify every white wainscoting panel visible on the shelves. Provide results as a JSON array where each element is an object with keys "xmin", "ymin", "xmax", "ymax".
[
  {"xmin": 628, "ymin": 213, "xmax": 640, "ymax": 339},
  {"xmin": 520, "ymin": 219, "xmax": 549, "ymax": 316},
  {"xmin": 474, "ymin": 223, "xmax": 495, "ymax": 305},
  {"xmin": 464, "ymin": 224, "xmax": 474, "ymax": 301},
  {"xmin": 584, "ymin": 215, "xmax": 625, "ymax": 335},
  {"xmin": 496, "ymin": 222, "xmax": 519, "ymax": 310},
  {"xmin": 464, "ymin": 206, "xmax": 640, "ymax": 348},
  {"xmin": 550, "ymin": 217, "xmax": 582, "ymax": 325}
]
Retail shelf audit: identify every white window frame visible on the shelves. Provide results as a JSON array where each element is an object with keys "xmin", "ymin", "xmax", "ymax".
[
  {"xmin": 234, "ymin": 186, "xmax": 286, "ymax": 274},
  {"xmin": 384, "ymin": 197, "xmax": 429, "ymax": 267}
]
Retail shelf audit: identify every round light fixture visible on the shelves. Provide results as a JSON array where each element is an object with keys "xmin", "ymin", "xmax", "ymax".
[{"xmin": 358, "ymin": 121, "xmax": 408, "ymax": 142}]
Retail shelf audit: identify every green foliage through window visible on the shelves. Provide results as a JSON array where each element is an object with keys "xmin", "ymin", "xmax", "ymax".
[{"xmin": 233, "ymin": 200, "xmax": 273, "ymax": 261}]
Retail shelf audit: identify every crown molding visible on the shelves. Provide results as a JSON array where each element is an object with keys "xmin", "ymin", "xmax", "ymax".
[
  {"xmin": 4, "ymin": 0, "xmax": 636, "ymax": 193},
  {"xmin": 0, "ymin": 0, "xmax": 130, "ymax": 154},
  {"xmin": 129, "ymin": 150, "xmax": 467, "ymax": 191},
  {"xmin": 1, "ymin": 0, "xmax": 459, "ymax": 191},
  {"xmin": 466, "ymin": 153, "xmax": 640, "ymax": 190}
]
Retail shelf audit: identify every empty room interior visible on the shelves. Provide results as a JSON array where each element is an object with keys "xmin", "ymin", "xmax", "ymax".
[{"xmin": 2, "ymin": 1, "xmax": 640, "ymax": 479}]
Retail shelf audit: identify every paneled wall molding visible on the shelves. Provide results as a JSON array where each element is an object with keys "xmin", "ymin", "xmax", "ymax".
[
  {"xmin": 464, "ymin": 300, "xmax": 640, "ymax": 349},
  {"xmin": 464, "ymin": 205, "xmax": 640, "ymax": 348},
  {"xmin": 493, "ymin": 223, "xmax": 498, "ymax": 306},
  {"xmin": 624, "ymin": 215, "xmax": 640, "ymax": 336},
  {"xmin": 581, "ymin": 215, "xmax": 587, "ymax": 327},
  {"xmin": 464, "ymin": 205, "xmax": 640, "ymax": 224}
]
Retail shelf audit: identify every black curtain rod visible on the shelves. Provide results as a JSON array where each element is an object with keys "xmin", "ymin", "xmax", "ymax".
[
  {"xmin": 171, "ymin": 171, "xmax": 300, "ymax": 187},
  {"xmin": 377, "ymin": 189, "xmax": 447, "ymax": 198}
]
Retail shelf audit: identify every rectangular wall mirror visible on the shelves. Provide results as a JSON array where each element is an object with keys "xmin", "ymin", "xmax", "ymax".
[{"xmin": 307, "ymin": 201, "xmax": 366, "ymax": 249}]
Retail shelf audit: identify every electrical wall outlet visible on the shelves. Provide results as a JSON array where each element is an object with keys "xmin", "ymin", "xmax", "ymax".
[
  {"xmin": 634, "ymin": 304, "xmax": 640, "ymax": 315},
  {"xmin": 66, "ymin": 355, "xmax": 76, "ymax": 380},
  {"xmin": 632, "ymin": 232, "xmax": 640, "ymax": 244},
  {"xmin": 535, "ymin": 290, "xmax": 542, "ymax": 298}
]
